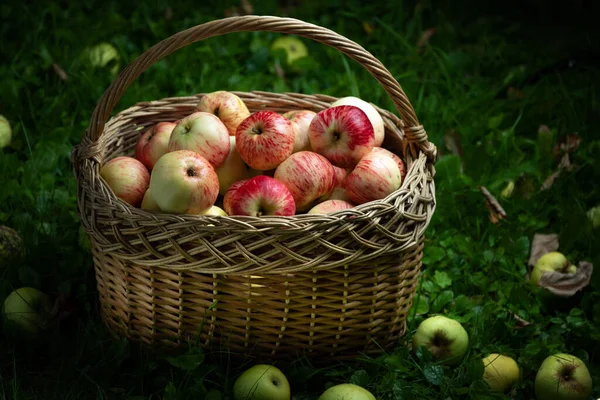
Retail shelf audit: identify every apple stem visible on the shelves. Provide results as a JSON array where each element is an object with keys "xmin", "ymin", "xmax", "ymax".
[
  {"xmin": 252, "ymin": 127, "xmax": 263, "ymax": 135},
  {"xmin": 213, "ymin": 107, "xmax": 220, "ymax": 117}
]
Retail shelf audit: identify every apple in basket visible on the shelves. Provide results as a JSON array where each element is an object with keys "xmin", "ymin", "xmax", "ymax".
[
  {"xmin": 345, "ymin": 147, "xmax": 404, "ymax": 205},
  {"xmin": 196, "ymin": 90, "xmax": 251, "ymax": 136},
  {"xmin": 141, "ymin": 188, "xmax": 161, "ymax": 212},
  {"xmin": 307, "ymin": 200, "xmax": 354, "ymax": 215},
  {"xmin": 223, "ymin": 176, "xmax": 296, "ymax": 217},
  {"xmin": 149, "ymin": 150, "xmax": 219, "ymax": 214},
  {"xmin": 168, "ymin": 111, "xmax": 230, "ymax": 168},
  {"xmin": 215, "ymin": 136, "xmax": 253, "ymax": 196},
  {"xmin": 134, "ymin": 122, "xmax": 176, "ymax": 170},
  {"xmin": 283, "ymin": 110, "xmax": 317, "ymax": 153},
  {"xmin": 308, "ymin": 105, "xmax": 375, "ymax": 168},
  {"xmin": 100, "ymin": 156, "xmax": 150, "ymax": 207},
  {"xmin": 236, "ymin": 110, "xmax": 295, "ymax": 171},
  {"xmin": 331, "ymin": 96, "xmax": 385, "ymax": 147},
  {"xmin": 273, "ymin": 151, "xmax": 336, "ymax": 211}
]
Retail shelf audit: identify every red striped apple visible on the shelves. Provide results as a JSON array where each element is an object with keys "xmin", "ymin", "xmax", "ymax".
[
  {"xmin": 215, "ymin": 136, "xmax": 253, "ymax": 196},
  {"xmin": 309, "ymin": 105, "xmax": 375, "ymax": 168},
  {"xmin": 223, "ymin": 179, "xmax": 248, "ymax": 216},
  {"xmin": 134, "ymin": 122, "xmax": 176, "ymax": 170},
  {"xmin": 236, "ymin": 111, "xmax": 295, "ymax": 171},
  {"xmin": 283, "ymin": 110, "xmax": 316, "ymax": 153},
  {"xmin": 345, "ymin": 148, "xmax": 402, "ymax": 205},
  {"xmin": 223, "ymin": 176, "xmax": 296, "ymax": 217},
  {"xmin": 332, "ymin": 96, "xmax": 385, "ymax": 147},
  {"xmin": 371, "ymin": 147, "xmax": 406, "ymax": 181},
  {"xmin": 273, "ymin": 151, "xmax": 336, "ymax": 211},
  {"xmin": 149, "ymin": 150, "xmax": 219, "ymax": 214},
  {"xmin": 196, "ymin": 91, "xmax": 250, "ymax": 136},
  {"xmin": 100, "ymin": 156, "xmax": 150, "ymax": 207},
  {"xmin": 168, "ymin": 112, "xmax": 230, "ymax": 168},
  {"xmin": 307, "ymin": 200, "xmax": 354, "ymax": 214}
]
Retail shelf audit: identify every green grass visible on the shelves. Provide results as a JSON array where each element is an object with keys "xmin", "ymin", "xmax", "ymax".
[{"xmin": 1, "ymin": 0, "xmax": 599, "ymax": 399}]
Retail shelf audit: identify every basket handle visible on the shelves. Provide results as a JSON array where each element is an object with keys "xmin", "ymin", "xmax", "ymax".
[{"xmin": 84, "ymin": 15, "xmax": 437, "ymax": 162}]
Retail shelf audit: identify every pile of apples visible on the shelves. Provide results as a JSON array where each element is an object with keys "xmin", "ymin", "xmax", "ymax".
[{"xmin": 100, "ymin": 91, "xmax": 406, "ymax": 217}]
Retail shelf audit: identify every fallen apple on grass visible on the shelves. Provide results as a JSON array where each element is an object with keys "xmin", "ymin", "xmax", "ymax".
[
  {"xmin": 100, "ymin": 156, "xmax": 150, "ymax": 207},
  {"xmin": 530, "ymin": 251, "xmax": 570, "ymax": 285},
  {"xmin": 196, "ymin": 90, "xmax": 250, "ymax": 137},
  {"xmin": 135, "ymin": 122, "xmax": 176, "ymax": 170},
  {"xmin": 236, "ymin": 110, "xmax": 295, "ymax": 171},
  {"xmin": 309, "ymin": 105, "xmax": 375, "ymax": 168},
  {"xmin": 271, "ymin": 36, "xmax": 309, "ymax": 66},
  {"xmin": 318, "ymin": 383, "xmax": 375, "ymax": 400},
  {"xmin": 534, "ymin": 353, "xmax": 592, "ymax": 400},
  {"xmin": 0, "ymin": 115, "xmax": 12, "ymax": 149},
  {"xmin": 168, "ymin": 111, "xmax": 231, "ymax": 168},
  {"xmin": 223, "ymin": 176, "xmax": 296, "ymax": 217},
  {"xmin": 482, "ymin": 353, "xmax": 520, "ymax": 392},
  {"xmin": 331, "ymin": 96, "xmax": 385, "ymax": 147},
  {"xmin": 233, "ymin": 364, "xmax": 291, "ymax": 400},
  {"xmin": 273, "ymin": 151, "xmax": 336, "ymax": 211},
  {"xmin": 149, "ymin": 150, "xmax": 219, "ymax": 214},
  {"xmin": 2, "ymin": 287, "xmax": 54, "ymax": 335},
  {"xmin": 412, "ymin": 315, "xmax": 469, "ymax": 365},
  {"xmin": 85, "ymin": 42, "xmax": 120, "ymax": 75}
]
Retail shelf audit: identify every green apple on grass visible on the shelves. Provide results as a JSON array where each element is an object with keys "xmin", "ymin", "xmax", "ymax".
[
  {"xmin": 412, "ymin": 315, "xmax": 469, "ymax": 365},
  {"xmin": 530, "ymin": 251, "xmax": 571, "ymax": 285},
  {"xmin": 0, "ymin": 115, "xmax": 12, "ymax": 149},
  {"xmin": 535, "ymin": 353, "xmax": 592, "ymax": 400},
  {"xmin": 2, "ymin": 287, "xmax": 54, "ymax": 334},
  {"xmin": 482, "ymin": 353, "xmax": 520, "ymax": 392},
  {"xmin": 318, "ymin": 383, "xmax": 375, "ymax": 400},
  {"xmin": 233, "ymin": 364, "xmax": 290, "ymax": 400}
]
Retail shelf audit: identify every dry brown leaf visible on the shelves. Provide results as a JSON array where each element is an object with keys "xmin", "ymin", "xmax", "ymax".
[
  {"xmin": 241, "ymin": 0, "xmax": 254, "ymax": 14},
  {"xmin": 480, "ymin": 186, "xmax": 507, "ymax": 223},
  {"xmin": 513, "ymin": 313, "xmax": 531, "ymax": 329},
  {"xmin": 274, "ymin": 62, "xmax": 285, "ymax": 79},
  {"xmin": 52, "ymin": 63, "xmax": 68, "ymax": 81},
  {"xmin": 417, "ymin": 27, "xmax": 436, "ymax": 53},
  {"xmin": 541, "ymin": 153, "xmax": 572, "ymax": 191},
  {"xmin": 538, "ymin": 261, "xmax": 593, "ymax": 297},
  {"xmin": 553, "ymin": 133, "xmax": 581, "ymax": 160},
  {"xmin": 507, "ymin": 87, "xmax": 524, "ymax": 100},
  {"xmin": 528, "ymin": 233, "xmax": 559, "ymax": 267}
]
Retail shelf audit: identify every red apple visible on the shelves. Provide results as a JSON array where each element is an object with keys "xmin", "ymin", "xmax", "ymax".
[
  {"xmin": 100, "ymin": 156, "xmax": 150, "ymax": 207},
  {"xmin": 308, "ymin": 105, "xmax": 375, "ymax": 168},
  {"xmin": 283, "ymin": 110, "xmax": 316, "ymax": 153},
  {"xmin": 345, "ymin": 148, "xmax": 402, "ymax": 205},
  {"xmin": 215, "ymin": 136, "xmax": 253, "ymax": 196},
  {"xmin": 223, "ymin": 176, "xmax": 296, "ymax": 217},
  {"xmin": 273, "ymin": 151, "xmax": 336, "ymax": 211},
  {"xmin": 236, "ymin": 111, "xmax": 295, "ymax": 171},
  {"xmin": 371, "ymin": 147, "xmax": 407, "ymax": 181},
  {"xmin": 307, "ymin": 199, "xmax": 354, "ymax": 214},
  {"xmin": 331, "ymin": 96, "xmax": 385, "ymax": 147},
  {"xmin": 168, "ymin": 112, "xmax": 230, "ymax": 168},
  {"xmin": 134, "ymin": 122, "xmax": 176, "ymax": 170},
  {"xmin": 223, "ymin": 179, "xmax": 248, "ymax": 215},
  {"xmin": 149, "ymin": 150, "xmax": 219, "ymax": 214},
  {"xmin": 326, "ymin": 187, "xmax": 352, "ymax": 202},
  {"xmin": 332, "ymin": 165, "xmax": 350, "ymax": 188},
  {"xmin": 196, "ymin": 91, "xmax": 251, "ymax": 136}
]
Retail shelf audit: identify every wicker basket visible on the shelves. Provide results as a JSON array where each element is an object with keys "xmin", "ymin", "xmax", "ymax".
[{"xmin": 72, "ymin": 15, "xmax": 437, "ymax": 361}]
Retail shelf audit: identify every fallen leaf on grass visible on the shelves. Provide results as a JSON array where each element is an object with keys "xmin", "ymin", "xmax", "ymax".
[
  {"xmin": 538, "ymin": 261, "xmax": 593, "ymax": 297},
  {"xmin": 541, "ymin": 153, "xmax": 573, "ymax": 191},
  {"xmin": 52, "ymin": 63, "xmax": 68, "ymax": 81},
  {"xmin": 528, "ymin": 233, "xmax": 559, "ymax": 267},
  {"xmin": 480, "ymin": 186, "xmax": 507, "ymax": 223},
  {"xmin": 241, "ymin": 0, "xmax": 254, "ymax": 14},
  {"xmin": 513, "ymin": 313, "xmax": 531, "ymax": 329},
  {"xmin": 553, "ymin": 133, "xmax": 581, "ymax": 160},
  {"xmin": 417, "ymin": 27, "xmax": 436, "ymax": 53}
]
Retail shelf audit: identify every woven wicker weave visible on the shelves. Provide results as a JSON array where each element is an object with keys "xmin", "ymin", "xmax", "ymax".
[{"xmin": 72, "ymin": 15, "xmax": 437, "ymax": 361}]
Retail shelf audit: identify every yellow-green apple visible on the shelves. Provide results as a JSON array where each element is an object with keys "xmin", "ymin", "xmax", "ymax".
[
  {"xmin": 318, "ymin": 383, "xmax": 375, "ymax": 400},
  {"xmin": 271, "ymin": 36, "xmax": 308, "ymax": 65},
  {"xmin": 273, "ymin": 151, "xmax": 336, "ymax": 211},
  {"xmin": 223, "ymin": 176, "xmax": 296, "ymax": 217},
  {"xmin": 344, "ymin": 148, "xmax": 402, "ymax": 205},
  {"xmin": 412, "ymin": 315, "xmax": 469, "ymax": 365},
  {"xmin": 371, "ymin": 147, "xmax": 407, "ymax": 181},
  {"xmin": 0, "ymin": 115, "xmax": 11, "ymax": 149},
  {"xmin": 86, "ymin": 42, "xmax": 120, "ymax": 75},
  {"xmin": 201, "ymin": 205, "xmax": 227, "ymax": 216},
  {"xmin": 149, "ymin": 150, "xmax": 219, "ymax": 214},
  {"xmin": 236, "ymin": 110, "xmax": 295, "ymax": 171},
  {"xmin": 530, "ymin": 251, "xmax": 569, "ymax": 285},
  {"xmin": 2, "ymin": 287, "xmax": 54, "ymax": 334},
  {"xmin": 308, "ymin": 200, "xmax": 354, "ymax": 215},
  {"xmin": 233, "ymin": 364, "xmax": 291, "ymax": 400},
  {"xmin": 215, "ymin": 136, "xmax": 252, "ymax": 196},
  {"xmin": 100, "ymin": 156, "xmax": 150, "ymax": 207},
  {"xmin": 482, "ymin": 353, "xmax": 520, "ymax": 392},
  {"xmin": 168, "ymin": 112, "xmax": 230, "ymax": 168},
  {"xmin": 134, "ymin": 122, "xmax": 176, "ymax": 170},
  {"xmin": 331, "ymin": 96, "xmax": 385, "ymax": 147},
  {"xmin": 534, "ymin": 353, "xmax": 592, "ymax": 400},
  {"xmin": 283, "ymin": 110, "xmax": 316, "ymax": 153},
  {"xmin": 141, "ymin": 188, "xmax": 161, "ymax": 212},
  {"xmin": 196, "ymin": 91, "xmax": 250, "ymax": 136},
  {"xmin": 309, "ymin": 105, "xmax": 375, "ymax": 168}
]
